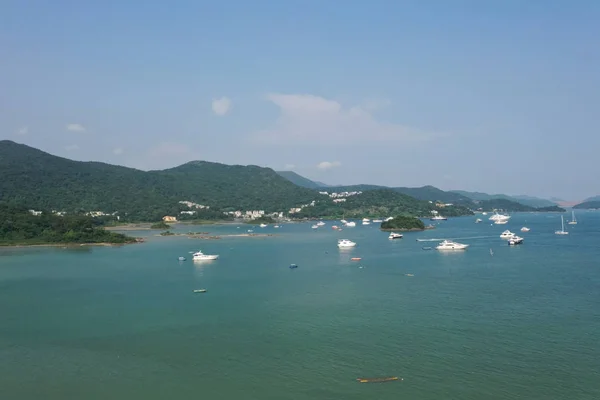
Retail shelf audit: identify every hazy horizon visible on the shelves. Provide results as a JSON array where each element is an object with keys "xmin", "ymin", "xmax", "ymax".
[{"xmin": 2, "ymin": 2, "xmax": 599, "ymax": 200}]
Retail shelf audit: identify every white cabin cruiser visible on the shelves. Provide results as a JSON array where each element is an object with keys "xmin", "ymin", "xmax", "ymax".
[
  {"xmin": 193, "ymin": 250, "xmax": 219, "ymax": 261},
  {"xmin": 520, "ymin": 227, "xmax": 530, "ymax": 232},
  {"xmin": 500, "ymin": 230, "xmax": 515, "ymax": 239},
  {"xmin": 508, "ymin": 236, "xmax": 524, "ymax": 245},
  {"xmin": 337, "ymin": 239, "xmax": 356, "ymax": 248},
  {"xmin": 435, "ymin": 240, "xmax": 469, "ymax": 250},
  {"xmin": 388, "ymin": 233, "xmax": 403, "ymax": 240}
]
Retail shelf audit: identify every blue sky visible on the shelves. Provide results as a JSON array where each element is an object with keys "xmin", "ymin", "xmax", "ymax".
[{"xmin": 1, "ymin": 1, "xmax": 599, "ymax": 200}]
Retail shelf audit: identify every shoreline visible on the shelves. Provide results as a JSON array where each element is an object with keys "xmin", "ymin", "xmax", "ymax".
[
  {"xmin": 0, "ymin": 241, "xmax": 141, "ymax": 249},
  {"xmin": 156, "ymin": 233, "xmax": 276, "ymax": 240}
]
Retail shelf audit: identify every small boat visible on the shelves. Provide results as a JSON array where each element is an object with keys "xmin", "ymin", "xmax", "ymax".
[
  {"xmin": 373, "ymin": 219, "xmax": 383, "ymax": 223},
  {"xmin": 356, "ymin": 377, "xmax": 401, "ymax": 383},
  {"xmin": 332, "ymin": 225, "xmax": 339, "ymax": 230},
  {"xmin": 555, "ymin": 215, "xmax": 569, "ymax": 235},
  {"xmin": 494, "ymin": 220, "xmax": 508, "ymax": 225},
  {"xmin": 568, "ymin": 210, "xmax": 577, "ymax": 225},
  {"xmin": 345, "ymin": 221, "xmax": 356, "ymax": 227},
  {"xmin": 500, "ymin": 230, "xmax": 515, "ymax": 239},
  {"xmin": 289, "ymin": 264, "xmax": 298, "ymax": 269},
  {"xmin": 362, "ymin": 221, "xmax": 370, "ymax": 225},
  {"xmin": 247, "ymin": 229, "xmax": 254, "ymax": 233},
  {"xmin": 435, "ymin": 240, "xmax": 469, "ymax": 250},
  {"xmin": 388, "ymin": 233, "xmax": 403, "ymax": 240},
  {"xmin": 317, "ymin": 221, "xmax": 326, "ymax": 226},
  {"xmin": 362, "ymin": 218, "xmax": 370, "ymax": 222},
  {"xmin": 311, "ymin": 224, "xmax": 318, "ymax": 229},
  {"xmin": 259, "ymin": 223, "xmax": 267, "ymax": 228},
  {"xmin": 475, "ymin": 218, "xmax": 482, "ymax": 223},
  {"xmin": 193, "ymin": 250, "xmax": 219, "ymax": 261},
  {"xmin": 520, "ymin": 227, "xmax": 530, "ymax": 232},
  {"xmin": 340, "ymin": 219, "xmax": 348, "ymax": 224},
  {"xmin": 274, "ymin": 225, "xmax": 280, "ymax": 228},
  {"xmin": 178, "ymin": 256, "xmax": 186, "ymax": 261},
  {"xmin": 338, "ymin": 239, "xmax": 357, "ymax": 248},
  {"xmin": 405, "ymin": 273, "xmax": 414, "ymax": 277},
  {"xmin": 489, "ymin": 248, "xmax": 494, "ymax": 256},
  {"xmin": 193, "ymin": 289, "xmax": 207, "ymax": 293},
  {"xmin": 351, "ymin": 257, "xmax": 361, "ymax": 261},
  {"xmin": 508, "ymin": 236, "xmax": 524, "ymax": 245},
  {"xmin": 430, "ymin": 215, "xmax": 447, "ymax": 221}
]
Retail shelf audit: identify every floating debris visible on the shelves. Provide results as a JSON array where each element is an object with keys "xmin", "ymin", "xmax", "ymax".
[
  {"xmin": 193, "ymin": 289, "xmax": 207, "ymax": 293},
  {"xmin": 356, "ymin": 376, "xmax": 401, "ymax": 383}
]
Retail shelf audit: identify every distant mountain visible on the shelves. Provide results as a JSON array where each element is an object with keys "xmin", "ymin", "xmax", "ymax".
[
  {"xmin": 276, "ymin": 171, "xmax": 328, "ymax": 189},
  {"xmin": 476, "ymin": 198, "xmax": 564, "ymax": 213},
  {"xmin": 0, "ymin": 140, "xmax": 317, "ymax": 220},
  {"xmin": 549, "ymin": 197, "xmax": 565, "ymax": 202},
  {"xmin": 574, "ymin": 200, "xmax": 600, "ymax": 209},
  {"xmin": 452, "ymin": 190, "xmax": 557, "ymax": 208},
  {"xmin": 321, "ymin": 184, "xmax": 474, "ymax": 206},
  {"xmin": 583, "ymin": 195, "xmax": 600, "ymax": 202}
]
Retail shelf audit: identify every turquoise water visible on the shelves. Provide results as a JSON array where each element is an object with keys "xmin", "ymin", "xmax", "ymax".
[{"xmin": 1, "ymin": 212, "xmax": 600, "ymax": 399}]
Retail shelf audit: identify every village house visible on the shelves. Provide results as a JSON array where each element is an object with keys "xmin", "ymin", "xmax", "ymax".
[{"xmin": 162, "ymin": 215, "xmax": 178, "ymax": 222}]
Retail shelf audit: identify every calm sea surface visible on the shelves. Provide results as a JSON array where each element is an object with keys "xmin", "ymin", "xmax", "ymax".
[{"xmin": 1, "ymin": 212, "xmax": 600, "ymax": 399}]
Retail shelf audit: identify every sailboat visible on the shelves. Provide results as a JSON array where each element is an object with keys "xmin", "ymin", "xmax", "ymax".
[
  {"xmin": 568, "ymin": 210, "xmax": 577, "ymax": 225},
  {"xmin": 555, "ymin": 215, "xmax": 569, "ymax": 235}
]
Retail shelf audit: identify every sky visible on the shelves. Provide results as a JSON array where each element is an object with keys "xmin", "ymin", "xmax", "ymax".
[{"xmin": 1, "ymin": 0, "xmax": 599, "ymax": 200}]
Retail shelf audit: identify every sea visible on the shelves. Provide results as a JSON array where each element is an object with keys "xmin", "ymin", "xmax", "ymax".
[{"xmin": 1, "ymin": 212, "xmax": 599, "ymax": 400}]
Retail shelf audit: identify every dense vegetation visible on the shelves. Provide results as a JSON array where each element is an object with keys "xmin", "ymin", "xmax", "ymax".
[
  {"xmin": 476, "ymin": 199, "xmax": 565, "ymax": 213},
  {"xmin": 452, "ymin": 190, "xmax": 557, "ymax": 208},
  {"xmin": 292, "ymin": 189, "xmax": 473, "ymax": 219},
  {"xmin": 0, "ymin": 141, "xmax": 317, "ymax": 221},
  {"xmin": 380, "ymin": 216, "xmax": 426, "ymax": 231},
  {"xmin": 276, "ymin": 171, "xmax": 328, "ymax": 189},
  {"xmin": 150, "ymin": 221, "xmax": 171, "ymax": 229},
  {"xmin": 574, "ymin": 201, "xmax": 600, "ymax": 209},
  {"xmin": 0, "ymin": 204, "xmax": 135, "ymax": 245}
]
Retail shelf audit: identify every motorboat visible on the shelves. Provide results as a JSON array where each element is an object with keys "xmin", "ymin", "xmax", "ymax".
[
  {"xmin": 475, "ymin": 218, "xmax": 482, "ymax": 223},
  {"xmin": 500, "ymin": 230, "xmax": 515, "ymax": 239},
  {"xmin": 317, "ymin": 221, "xmax": 326, "ymax": 226},
  {"xmin": 193, "ymin": 289, "xmax": 207, "ymax": 293},
  {"xmin": 351, "ymin": 257, "xmax": 361, "ymax": 261},
  {"xmin": 388, "ymin": 233, "xmax": 403, "ymax": 240},
  {"xmin": 192, "ymin": 250, "xmax": 219, "ymax": 261},
  {"xmin": 362, "ymin": 218, "xmax": 370, "ymax": 222},
  {"xmin": 489, "ymin": 212, "xmax": 510, "ymax": 222},
  {"xmin": 259, "ymin": 223, "xmax": 267, "ymax": 228},
  {"xmin": 289, "ymin": 264, "xmax": 298, "ymax": 269},
  {"xmin": 178, "ymin": 256, "xmax": 186, "ymax": 261},
  {"xmin": 494, "ymin": 220, "xmax": 508, "ymax": 225},
  {"xmin": 247, "ymin": 229, "xmax": 254, "ymax": 233},
  {"xmin": 568, "ymin": 210, "xmax": 577, "ymax": 225},
  {"xmin": 555, "ymin": 215, "xmax": 569, "ymax": 235},
  {"xmin": 430, "ymin": 215, "xmax": 447, "ymax": 221},
  {"xmin": 340, "ymin": 219, "xmax": 348, "ymax": 224},
  {"xmin": 345, "ymin": 221, "xmax": 356, "ymax": 227},
  {"xmin": 362, "ymin": 221, "xmax": 370, "ymax": 225},
  {"xmin": 311, "ymin": 224, "xmax": 318, "ymax": 229},
  {"xmin": 373, "ymin": 219, "xmax": 383, "ymax": 223},
  {"xmin": 274, "ymin": 225, "xmax": 280, "ymax": 228},
  {"xmin": 520, "ymin": 227, "xmax": 530, "ymax": 232},
  {"xmin": 337, "ymin": 239, "xmax": 357, "ymax": 248},
  {"xmin": 332, "ymin": 225, "xmax": 339, "ymax": 230},
  {"xmin": 435, "ymin": 240, "xmax": 469, "ymax": 250},
  {"xmin": 508, "ymin": 236, "xmax": 524, "ymax": 245}
]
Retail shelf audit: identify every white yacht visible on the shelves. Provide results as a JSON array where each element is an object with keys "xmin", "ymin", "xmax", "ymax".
[
  {"xmin": 508, "ymin": 236, "xmax": 524, "ymax": 245},
  {"xmin": 345, "ymin": 221, "xmax": 356, "ymax": 227},
  {"xmin": 362, "ymin": 221, "xmax": 371, "ymax": 225},
  {"xmin": 430, "ymin": 215, "xmax": 447, "ymax": 221},
  {"xmin": 193, "ymin": 250, "xmax": 219, "ymax": 261},
  {"xmin": 388, "ymin": 233, "xmax": 403, "ymax": 240},
  {"xmin": 520, "ymin": 227, "xmax": 530, "ymax": 232},
  {"xmin": 362, "ymin": 218, "xmax": 370, "ymax": 222},
  {"xmin": 489, "ymin": 213, "xmax": 510, "ymax": 222},
  {"xmin": 259, "ymin": 223, "xmax": 267, "ymax": 228},
  {"xmin": 337, "ymin": 239, "xmax": 356, "ymax": 248},
  {"xmin": 435, "ymin": 240, "xmax": 469, "ymax": 250},
  {"xmin": 500, "ymin": 230, "xmax": 515, "ymax": 239},
  {"xmin": 555, "ymin": 215, "xmax": 569, "ymax": 235},
  {"xmin": 316, "ymin": 221, "xmax": 326, "ymax": 226},
  {"xmin": 568, "ymin": 210, "xmax": 577, "ymax": 225}
]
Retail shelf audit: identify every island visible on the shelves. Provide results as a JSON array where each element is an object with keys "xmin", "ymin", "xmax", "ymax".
[
  {"xmin": 380, "ymin": 216, "xmax": 426, "ymax": 231},
  {"xmin": 0, "ymin": 204, "xmax": 137, "ymax": 246},
  {"xmin": 150, "ymin": 221, "xmax": 171, "ymax": 230}
]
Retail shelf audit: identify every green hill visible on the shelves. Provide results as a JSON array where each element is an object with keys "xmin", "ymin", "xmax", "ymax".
[
  {"xmin": 276, "ymin": 171, "xmax": 325, "ymax": 189},
  {"xmin": 476, "ymin": 198, "xmax": 565, "ymax": 213},
  {"xmin": 583, "ymin": 195, "xmax": 600, "ymax": 202},
  {"xmin": 0, "ymin": 141, "xmax": 317, "ymax": 221},
  {"xmin": 574, "ymin": 201, "xmax": 600, "ymax": 209},
  {"xmin": 452, "ymin": 190, "xmax": 556, "ymax": 208}
]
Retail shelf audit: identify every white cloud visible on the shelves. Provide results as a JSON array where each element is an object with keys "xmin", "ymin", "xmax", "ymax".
[
  {"xmin": 113, "ymin": 147, "xmax": 124, "ymax": 155},
  {"xmin": 65, "ymin": 144, "xmax": 79, "ymax": 151},
  {"xmin": 254, "ymin": 93, "xmax": 440, "ymax": 145},
  {"xmin": 66, "ymin": 123, "xmax": 86, "ymax": 132},
  {"xmin": 317, "ymin": 161, "xmax": 341, "ymax": 170},
  {"xmin": 283, "ymin": 163, "xmax": 295, "ymax": 170},
  {"xmin": 212, "ymin": 97, "xmax": 232, "ymax": 116},
  {"xmin": 17, "ymin": 126, "xmax": 28, "ymax": 135}
]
